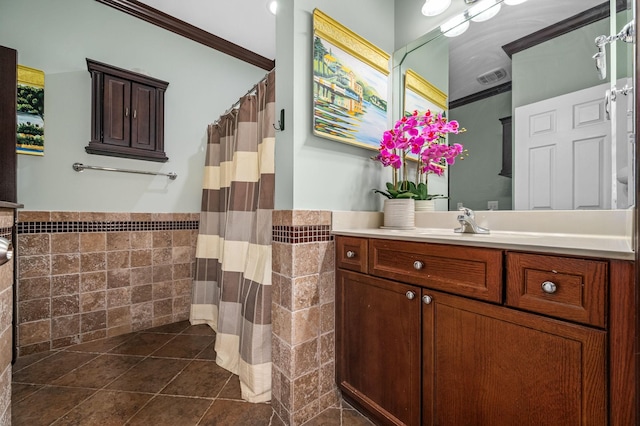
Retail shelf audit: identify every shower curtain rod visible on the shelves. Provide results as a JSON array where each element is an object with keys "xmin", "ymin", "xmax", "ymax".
[{"xmin": 215, "ymin": 68, "xmax": 275, "ymax": 124}]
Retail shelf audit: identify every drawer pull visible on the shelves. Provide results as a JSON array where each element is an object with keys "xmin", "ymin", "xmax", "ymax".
[
  {"xmin": 541, "ymin": 281, "xmax": 557, "ymax": 294},
  {"xmin": 413, "ymin": 261, "xmax": 424, "ymax": 270},
  {"xmin": 406, "ymin": 291, "xmax": 416, "ymax": 300},
  {"xmin": 346, "ymin": 250, "xmax": 356, "ymax": 258},
  {"xmin": 422, "ymin": 295, "xmax": 433, "ymax": 305}
]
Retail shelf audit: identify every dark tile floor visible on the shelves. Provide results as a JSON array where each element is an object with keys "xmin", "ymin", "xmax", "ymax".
[{"xmin": 11, "ymin": 320, "xmax": 373, "ymax": 426}]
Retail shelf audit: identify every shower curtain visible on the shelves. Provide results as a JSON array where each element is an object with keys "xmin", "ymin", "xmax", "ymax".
[{"xmin": 190, "ymin": 70, "xmax": 275, "ymax": 403}]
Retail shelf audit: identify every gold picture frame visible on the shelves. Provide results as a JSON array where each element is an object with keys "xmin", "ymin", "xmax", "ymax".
[
  {"xmin": 403, "ymin": 68, "xmax": 447, "ymax": 116},
  {"xmin": 403, "ymin": 69, "xmax": 448, "ymax": 162},
  {"xmin": 312, "ymin": 9, "xmax": 390, "ymax": 151}
]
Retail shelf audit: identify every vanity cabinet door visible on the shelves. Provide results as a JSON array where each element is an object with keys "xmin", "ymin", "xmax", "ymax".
[
  {"xmin": 422, "ymin": 289, "xmax": 607, "ymax": 426},
  {"xmin": 336, "ymin": 270, "xmax": 421, "ymax": 426}
]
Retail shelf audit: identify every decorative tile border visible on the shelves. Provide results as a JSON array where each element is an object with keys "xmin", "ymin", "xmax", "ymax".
[
  {"xmin": 16, "ymin": 220, "xmax": 199, "ymax": 234},
  {"xmin": 272, "ymin": 225, "xmax": 333, "ymax": 244},
  {"xmin": 0, "ymin": 227, "xmax": 11, "ymax": 240}
]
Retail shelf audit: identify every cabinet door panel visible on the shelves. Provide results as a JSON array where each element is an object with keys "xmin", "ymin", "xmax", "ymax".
[
  {"xmin": 336, "ymin": 270, "xmax": 421, "ymax": 426},
  {"xmin": 131, "ymin": 82, "xmax": 156, "ymax": 150},
  {"xmin": 103, "ymin": 75, "xmax": 130, "ymax": 147},
  {"xmin": 423, "ymin": 290, "xmax": 606, "ymax": 426}
]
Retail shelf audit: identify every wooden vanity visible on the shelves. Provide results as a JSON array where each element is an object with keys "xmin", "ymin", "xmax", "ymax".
[{"xmin": 335, "ymin": 235, "xmax": 636, "ymax": 426}]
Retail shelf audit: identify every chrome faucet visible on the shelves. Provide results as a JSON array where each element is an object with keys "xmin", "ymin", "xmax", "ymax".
[{"xmin": 455, "ymin": 207, "xmax": 490, "ymax": 234}]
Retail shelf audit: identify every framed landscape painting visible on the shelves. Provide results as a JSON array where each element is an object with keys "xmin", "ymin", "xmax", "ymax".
[
  {"xmin": 312, "ymin": 9, "xmax": 390, "ymax": 151},
  {"xmin": 17, "ymin": 65, "xmax": 45, "ymax": 156},
  {"xmin": 403, "ymin": 69, "xmax": 448, "ymax": 162}
]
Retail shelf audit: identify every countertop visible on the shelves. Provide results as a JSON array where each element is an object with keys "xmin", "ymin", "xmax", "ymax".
[
  {"xmin": 332, "ymin": 210, "xmax": 635, "ymax": 260},
  {"xmin": 0, "ymin": 201, "xmax": 23, "ymax": 209}
]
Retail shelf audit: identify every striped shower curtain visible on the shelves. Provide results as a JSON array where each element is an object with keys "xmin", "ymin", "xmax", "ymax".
[{"xmin": 190, "ymin": 70, "xmax": 275, "ymax": 403}]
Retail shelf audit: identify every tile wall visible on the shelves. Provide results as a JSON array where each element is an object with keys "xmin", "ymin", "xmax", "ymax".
[
  {"xmin": 271, "ymin": 210, "xmax": 339, "ymax": 425},
  {"xmin": 15, "ymin": 211, "xmax": 199, "ymax": 357},
  {"xmin": 0, "ymin": 208, "xmax": 14, "ymax": 425}
]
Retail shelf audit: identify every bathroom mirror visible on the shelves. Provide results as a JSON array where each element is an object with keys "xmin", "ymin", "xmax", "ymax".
[{"xmin": 393, "ymin": 0, "xmax": 635, "ymax": 211}]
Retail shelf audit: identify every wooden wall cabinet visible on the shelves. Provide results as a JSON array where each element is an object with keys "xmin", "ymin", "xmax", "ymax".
[
  {"xmin": 335, "ymin": 236, "xmax": 631, "ymax": 426},
  {"xmin": 86, "ymin": 59, "xmax": 169, "ymax": 162}
]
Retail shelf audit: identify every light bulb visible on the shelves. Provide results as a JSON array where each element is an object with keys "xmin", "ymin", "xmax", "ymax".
[
  {"xmin": 504, "ymin": 0, "xmax": 528, "ymax": 5},
  {"xmin": 469, "ymin": 0, "xmax": 501, "ymax": 22},
  {"xmin": 421, "ymin": 0, "xmax": 452, "ymax": 17},
  {"xmin": 441, "ymin": 14, "xmax": 470, "ymax": 37},
  {"xmin": 267, "ymin": 0, "xmax": 277, "ymax": 15}
]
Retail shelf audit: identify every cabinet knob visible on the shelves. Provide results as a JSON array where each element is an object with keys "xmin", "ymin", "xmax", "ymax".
[
  {"xmin": 541, "ymin": 281, "xmax": 557, "ymax": 294},
  {"xmin": 346, "ymin": 250, "xmax": 356, "ymax": 258},
  {"xmin": 406, "ymin": 291, "xmax": 416, "ymax": 300},
  {"xmin": 413, "ymin": 261, "xmax": 424, "ymax": 270},
  {"xmin": 422, "ymin": 295, "xmax": 433, "ymax": 304}
]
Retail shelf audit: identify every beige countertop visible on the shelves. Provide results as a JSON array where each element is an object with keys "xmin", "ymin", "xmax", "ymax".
[
  {"xmin": 0, "ymin": 201, "xmax": 22, "ymax": 209},
  {"xmin": 332, "ymin": 209, "xmax": 635, "ymax": 260}
]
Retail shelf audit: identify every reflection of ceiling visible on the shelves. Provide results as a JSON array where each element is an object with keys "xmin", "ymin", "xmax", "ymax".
[{"xmin": 448, "ymin": 0, "xmax": 606, "ymax": 101}]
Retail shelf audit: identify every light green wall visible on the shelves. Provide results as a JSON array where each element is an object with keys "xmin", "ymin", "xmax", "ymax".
[
  {"xmin": 0, "ymin": 0, "xmax": 266, "ymax": 212},
  {"xmin": 512, "ymin": 18, "xmax": 610, "ymax": 109},
  {"xmin": 275, "ymin": 0, "xmax": 395, "ymax": 211},
  {"xmin": 449, "ymin": 91, "xmax": 512, "ymax": 211},
  {"xmin": 398, "ymin": 36, "xmax": 449, "ymax": 102}
]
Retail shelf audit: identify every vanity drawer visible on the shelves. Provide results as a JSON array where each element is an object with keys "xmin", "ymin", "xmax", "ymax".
[
  {"xmin": 336, "ymin": 236, "xmax": 368, "ymax": 273},
  {"xmin": 506, "ymin": 252, "xmax": 607, "ymax": 328},
  {"xmin": 368, "ymin": 239, "xmax": 503, "ymax": 302}
]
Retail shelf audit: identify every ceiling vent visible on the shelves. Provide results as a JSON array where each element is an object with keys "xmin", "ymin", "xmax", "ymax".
[{"xmin": 477, "ymin": 68, "xmax": 508, "ymax": 85}]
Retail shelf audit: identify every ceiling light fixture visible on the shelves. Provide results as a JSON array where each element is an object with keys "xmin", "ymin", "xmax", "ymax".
[
  {"xmin": 421, "ymin": 0, "xmax": 452, "ymax": 17},
  {"xmin": 441, "ymin": 14, "xmax": 470, "ymax": 37},
  {"xmin": 504, "ymin": 0, "xmax": 528, "ymax": 5},
  {"xmin": 267, "ymin": 0, "xmax": 277, "ymax": 15},
  {"xmin": 469, "ymin": 0, "xmax": 501, "ymax": 22}
]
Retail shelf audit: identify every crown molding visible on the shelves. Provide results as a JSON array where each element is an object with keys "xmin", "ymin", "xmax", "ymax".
[
  {"xmin": 503, "ymin": 0, "xmax": 626, "ymax": 58},
  {"xmin": 94, "ymin": 0, "xmax": 275, "ymax": 71}
]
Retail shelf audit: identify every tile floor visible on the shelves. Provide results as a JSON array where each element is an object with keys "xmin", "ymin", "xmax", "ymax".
[{"xmin": 11, "ymin": 320, "xmax": 373, "ymax": 425}]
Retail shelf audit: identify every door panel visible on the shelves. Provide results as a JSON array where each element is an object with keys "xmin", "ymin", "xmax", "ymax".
[{"xmin": 515, "ymin": 82, "xmax": 611, "ymax": 210}]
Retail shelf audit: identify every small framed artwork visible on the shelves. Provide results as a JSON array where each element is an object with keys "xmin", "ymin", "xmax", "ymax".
[
  {"xmin": 312, "ymin": 9, "xmax": 390, "ymax": 151},
  {"xmin": 17, "ymin": 65, "xmax": 45, "ymax": 156},
  {"xmin": 404, "ymin": 68, "xmax": 447, "ymax": 117},
  {"xmin": 404, "ymin": 69, "xmax": 448, "ymax": 162}
]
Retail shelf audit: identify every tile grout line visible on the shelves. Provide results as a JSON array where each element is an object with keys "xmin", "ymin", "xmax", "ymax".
[
  {"xmin": 11, "ymin": 322, "xmax": 245, "ymax": 425},
  {"xmin": 192, "ymin": 367, "xmax": 234, "ymax": 425},
  {"xmin": 118, "ymin": 325, "xmax": 219, "ymax": 424},
  {"xmin": 11, "ymin": 349, "xmax": 61, "ymax": 374},
  {"xmin": 48, "ymin": 387, "xmax": 101, "ymax": 425},
  {"xmin": 35, "ymin": 337, "xmax": 147, "ymax": 425},
  {"xmin": 117, "ymin": 331, "xmax": 200, "ymax": 424}
]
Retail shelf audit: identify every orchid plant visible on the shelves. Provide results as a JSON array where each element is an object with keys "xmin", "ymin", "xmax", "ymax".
[{"xmin": 373, "ymin": 110, "xmax": 465, "ymax": 200}]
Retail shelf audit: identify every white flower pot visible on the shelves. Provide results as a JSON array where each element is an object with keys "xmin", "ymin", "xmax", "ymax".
[
  {"xmin": 383, "ymin": 198, "xmax": 415, "ymax": 229},
  {"xmin": 415, "ymin": 200, "xmax": 436, "ymax": 212}
]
